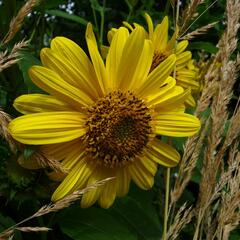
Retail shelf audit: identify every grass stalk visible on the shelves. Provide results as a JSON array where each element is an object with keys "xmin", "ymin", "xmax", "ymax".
[{"xmin": 163, "ymin": 168, "xmax": 171, "ymax": 240}]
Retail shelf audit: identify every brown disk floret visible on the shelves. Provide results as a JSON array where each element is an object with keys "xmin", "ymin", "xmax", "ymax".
[
  {"xmin": 150, "ymin": 51, "xmax": 168, "ymax": 72},
  {"xmin": 84, "ymin": 91, "xmax": 152, "ymax": 168}
]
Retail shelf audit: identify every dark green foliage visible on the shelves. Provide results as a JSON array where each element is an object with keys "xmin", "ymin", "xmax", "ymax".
[
  {"xmin": 58, "ymin": 185, "xmax": 160, "ymax": 240},
  {"xmin": 18, "ymin": 51, "xmax": 43, "ymax": 93}
]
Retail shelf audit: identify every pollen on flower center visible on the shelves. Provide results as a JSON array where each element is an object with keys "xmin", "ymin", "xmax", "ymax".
[
  {"xmin": 84, "ymin": 91, "xmax": 152, "ymax": 167},
  {"xmin": 150, "ymin": 51, "xmax": 168, "ymax": 72}
]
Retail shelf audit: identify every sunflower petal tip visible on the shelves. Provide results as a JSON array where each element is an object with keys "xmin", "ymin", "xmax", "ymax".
[
  {"xmin": 51, "ymin": 194, "xmax": 57, "ymax": 202},
  {"xmin": 99, "ymin": 201, "xmax": 112, "ymax": 209},
  {"xmin": 40, "ymin": 48, "xmax": 47, "ymax": 58},
  {"xmin": 86, "ymin": 22, "xmax": 93, "ymax": 38},
  {"xmin": 163, "ymin": 15, "xmax": 168, "ymax": 22},
  {"xmin": 51, "ymin": 188, "xmax": 63, "ymax": 202},
  {"xmin": 190, "ymin": 117, "xmax": 201, "ymax": 136},
  {"xmin": 28, "ymin": 65, "xmax": 39, "ymax": 76},
  {"xmin": 7, "ymin": 121, "xmax": 13, "ymax": 133},
  {"xmin": 196, "ymin": 118, "xmax": 201, "ymax": 130},
  {"xmin": 12, "ymin": 101, "xmax": 19, "ymax": 112},
  {"xmin": 80, "ymin": 200, "xmax": 90, "ymax": 209},
  {"xmin": 87, "ymin": 22, "xmax": 92, "ymax": 28},
  {"xmin": 28, "ymin": 66, "xmax": 34, "ymax": 77},
  {"xmin": 183, "ymin": 39, "xmax": 189, "ymax": 46},
  {"xmin": 144, "ymin": 12, "xmax": 150, "ymax": 18},
  {"xmin": 168, "ymin": 54, "xmax": 177, "ymax": 63}
]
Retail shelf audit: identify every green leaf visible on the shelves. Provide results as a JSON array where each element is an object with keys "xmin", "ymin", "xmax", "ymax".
[
  {"xmin": 58, "ymin": 205, "xmax": 137, "ymax": 240},
  {"xmin": 0, "ymin": 214, "xmax": 15, "ymax": 231},
  {"xmin": 223, "ymin": 120, "xmax": 230, "ymax": 137},
  {"xmin": 188, "ymin": 42, "xmax": 218, "ymax": 54},
  {"xmin": 6, "ymin": 156, "xmax": 34, "ymax": 187},
  {"xmin": 191, "ymin": 144, "xmax": 204, "ymax": 184},
  {"xmin": 230, "ymin": 232, "xmax": 240, "ymax": 240},
  {"xmin": 111, "ymin": 196, "xmax": 160, "ymax": 240},
  {"xmin": 0, "ymin": 0, "xmax": 17, "ymax": 37},
  {"xmin": 23, "ymin": 147, "xmax": 35, "ymax": 159},
  {"xmin": 17, "ymin": 51, "xmax": 43, "ymax": 93},
  {"xmin": 58, "ymin": 188, "xmax": 160, "ymax": 240},
  {"xmin": 125, "ymin": 0, "xmax": 138, "ymax": 9},
  {"xmin": 200, "ymin": 107, "xmax": 211, "ymax": 119},
  {"xmin": 160, "ymin": 135, "xmax": 186, "ymax": 153},
  {"xmin": 0, "ymin": 89, "xmax": 7, "ymax": 108},
  {"xmin": 90, "ymin": 0, "xmax": 104, "ymax": 12},
  {"xmin": 46, "ymin": 10, "xmax": 88, "ymax": 26},
  {"xmin": 44, "ymin": 0, "xmax": 66, "ymax": 9},
  {"xmin": 125, "ymin": 183, "xmax": 160, "ymax": 227},
  {"xmin": 0, "ymin": 213, "xmax": 22, "ymax": 240},
  {"xmin": 191, "ymin": 168, "xmax": 202, "ymax": 184}
]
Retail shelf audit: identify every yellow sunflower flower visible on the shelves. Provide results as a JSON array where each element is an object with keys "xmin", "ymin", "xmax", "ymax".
[
  {"xmin": 107, "ymin": 13, "xmax": 200, "ymax": 107},
  {"xmin": 8, "ymin": 23, "xmax": 200, "ymax": 209}
]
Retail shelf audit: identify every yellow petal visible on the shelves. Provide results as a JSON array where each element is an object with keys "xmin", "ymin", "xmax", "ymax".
[
  {"xmin": 99, "ymin": 177, "xmax": 117, "ymax": 209},
  {"xmin": 52, "ymin": 159, "xmax": 93, "ymax": 201},
  {"xmin": 153, "ymin": 16, "xmax": 168, "ymax": 51},
  {"xmin": 154, "ymin": 113, "xmax": 201, "ymax": 137},
  {"xmin": 51, "ymin": 37, "xmax": 102, "ymax": 97},
  {"xmin": 18, "ymin": 154, "xmax": 42, "ymax": 169},
  {"xmin": 81, "ymin": 166, "xmax": 107, "ymax": 208},
  {"xmin": 8, "ymin": 112, "xmax": 86, "ymax": 145},
  {"xmin": 185, "ymin": 94, "xmax": 197, "ymax": 107},
  {"xmin": 137, "ymin": 155, "xmax": 158, "ymax": 175},
  {"xmin": 187, "ymin": 59, "xmax": 199, "ymax": 71},
  {"xmin": 107, "ymin": 28, "xmax": 117, "ymax": 43},
  {"xmin": 176, "ymin": 69, "xmax": 199, "ymax": 90},
  {"xmin": 116, "ymin": 168, "xmax": 130, "ymax": 197},
  {"xmin": 106, "ymin": 27, "xmax": 129, "ymax": 90},
  {"xmin": 86, "ymin": 23, "xmax": 107, "ymax": 94},
  {"xmin": 117, "ymin": 26, "xmax": 146, "ymax": 90},
  {"xmin": 122, "ymin": 21, "xmax": 134, "ymax": 31},
  {"xmin": 145, "ymin": 139, "xmax": 180, "ymax": 167},
  {"xmin": 144, "ymin": 12, "xmax": 154, "ymax": 40},
  {"xmin": 40, "ymin": 48, "xmax": 99, "ymax": 99},
  {"xmin": 165, "ymin": 28, "xmax": 178, "ymax": 52},
  {"xmin": 176, "ymin": 78, "xmax": 199, "ymax": 91},
  {"xmin": 61, "ymin": 143, "xmax": 85, "ymax": 170},
  {"xmin": 29, "ymin": 66, "xmax": 93, "ymax": 109},
  {"xmin": 161, "ymin": 104, "xmax": 186, "ymax": 113},
  {"xmin": 48, "ymin": 171, "xmax": 66, "ymax": 181},
  {"xmin": 101, "ymin": 45, "xmax": 109, "ymax": 59},
  {"xmin": 128, "ymin": 160, "xmax": 154, "ymax": 190},
  {"xmin": 176, "ymin": 40, "xmax": 188, "ymax": 54},
  {"xmin": 154, "ymin": 87, "xmax": 190, "ymax": 110},
  {"xmin": 14, "ymin": 94, "xmax": 71, "ymax": 114},
  {"xmin": 128, "ymin": 39, "xmax": 154, "ymax": 90},
  {"xmin": 176, "ymin": 51, "xmax": 192, "ymax": 69},
  {"xmin": 146, "ymin": 76, "xmax": 176, "ymax": 105},
  {"xmin": 41, "ymin": 139, "xmax": 80, "ymax": 161},
  {"xmin": 133, "ymin": 22, "xmax": 141, "ymax": 28},
  {"xmin": 138, "ymin": 54, "xmax": 176, "ymax": 97}
]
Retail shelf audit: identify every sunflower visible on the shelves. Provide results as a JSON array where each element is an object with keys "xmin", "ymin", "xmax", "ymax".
[
  {"xmin": 8, "ymin": 23, "xmax": 200, "ymax": 208},
  {"xmin": 107, "ymin": 13, "xmax": 200, "ymax": 107}
]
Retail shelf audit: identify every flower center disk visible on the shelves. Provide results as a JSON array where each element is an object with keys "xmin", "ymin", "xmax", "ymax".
[
  {"xmin": 150, "ymin": 51, "xmax": 168, "ymax": 72},
  {"xmin": 85, "ymin": 91, "xmax": 152, "ymax": 167}
]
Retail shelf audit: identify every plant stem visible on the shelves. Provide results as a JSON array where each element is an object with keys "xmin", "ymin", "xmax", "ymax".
[
  {"xmin": 175, "ymin": 0, "xmax": 180, "ymax": 30},
  {"xmin": 91, "ymin": 3, "xmax": 99, "ymax": 41},
  {"xmin": 193, "ymin": 212, "xmax": 202, "ymax": 240},
  {"xmin": 99, "ymin": 0, "xmax": 106, "ymax": 46},
  {"xmin": 163, "ymin": 167, "xmax": 171, "ymax": 240},
  {"xmin": 164, "ymin": 0, "xmax": 171, "ymax": 15},
  {"xmin": 125, "ymin": 0, "xmax": 133, "ymax": 22},
  {"xmin": 166, "ymin": 0, "xmax": 179, "ymax": 236}
]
